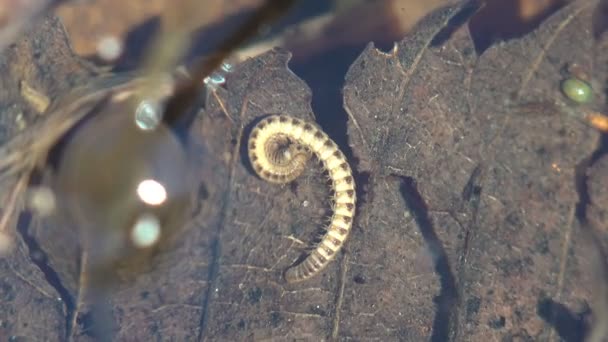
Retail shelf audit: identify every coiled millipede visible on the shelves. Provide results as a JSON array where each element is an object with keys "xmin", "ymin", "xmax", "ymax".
[{"xmin": 248, "ymin": 115, "xmax": 356, "ymax": 283}]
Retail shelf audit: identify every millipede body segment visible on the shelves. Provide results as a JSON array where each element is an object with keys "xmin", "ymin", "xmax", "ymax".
[{"xmin": 248, "ymin": 114, "xmax": 356, "ymax": 283}]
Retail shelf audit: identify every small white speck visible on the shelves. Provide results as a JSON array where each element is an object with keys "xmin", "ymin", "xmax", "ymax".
[{"xmin": 302, "ymin": 200, "xmax": 310, "ymax": 208}]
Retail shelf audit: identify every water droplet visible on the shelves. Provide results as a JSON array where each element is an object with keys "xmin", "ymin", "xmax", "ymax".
[
  {"xmin": 220, "ymin": 62, "xmax": 234, "ymax": 73},
  {"xmin": 203, "ymin": 72, "xmax": 226, "ymax": 87},
  {"xmin": 134, "ymin": 100, "xmax": 162, "ymax": 131}
]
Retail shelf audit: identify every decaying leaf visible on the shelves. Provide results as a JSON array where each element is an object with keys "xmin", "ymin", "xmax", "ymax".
[
  {"xmin": 587, "ymin": 155, "xmax": 608, "ymax": 232},
  {"xmin": 585, "ymin": 155, "xmax": 608, "ymax": 342},
  {"xmin": 0, "ymin": 15, "xmax": 96, "ymax": 341},
  {"xmin": 343, "ymin": 0, "xmax": 603, "ymax": 340},
  {"xmin": 2, "ymin": 0, "xmax": 608, "ymax": 340}
]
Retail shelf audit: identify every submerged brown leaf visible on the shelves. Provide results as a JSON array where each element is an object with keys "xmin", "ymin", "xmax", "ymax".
[
  {"xmin": 0, "ymin": 15, "xmax": 96, "ymax": 341},
  {"xmin": 585, "ymin": 155, "xmax": 608, "ymax": 342},
  {"xmin": 343, "ymin": 0, "xmax": 603, "ymax": 340}
]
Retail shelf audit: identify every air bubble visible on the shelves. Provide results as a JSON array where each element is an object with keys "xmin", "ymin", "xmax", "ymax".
[
  {"xmin": 220, "ymin": 62, "xmax": 234, "ymax": 73},
  {"xmin": 203, "ymin": 72, "xmax": 226, "ymax": 87},
  {"xmin": 203, "ymin": 61, "xmax": 235, "ymax": 89},
  {"xmin": 134, "ymin": 100, "xmax": 162, "ymax": 131}
]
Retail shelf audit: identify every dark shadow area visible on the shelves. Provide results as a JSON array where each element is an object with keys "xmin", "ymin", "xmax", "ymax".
[
  {"xmin": 74, "ymin": 304, "xmax": 116, "ymax": 342},
  {"xmin": 88, "ymin": 298, "xmax": 116, "ymax": 342},
  {"xmin": 575, "ymin": 133, "xmax": 608, "ymax": 224},
  {"xmin": 468, "ymin": 0, "xmax": 567, "ymax": 54},
  {"xmin": 165, "ymin": 91, "xmax": 207, "ymax": 145},
  {"xmin": 537, "ymin": 297, "xmax": 590, "ymax": 342},
  {"xmin": 16, "ymin": 211, "xmax": 76, "ymax": 338},
  {"xmin": 592, "ymin": 0, "xmax": 608, "ymax": 38},
  {"xmin": 187, "ymin": 0, "xmax": 327, "ymax": 70},
  {"xmin": 574, "ymin": 155, "xmax": 594, "ymax": 224},
  {"xmin": 290, "ymin": 44, "xmax": 379, "ymax": 204},
  {"xmin": 461, "ymin": 165, "xmax": 482, "ymax": 203},
  {"xmin": 101, "ymin": 16, "xmax": 160, "ymax": 71},
  {"xmin": 396, "ymin": 176, "xmax": 458, "ymax": 342},
  {"xmin": 290, "ymin": 46, "xmax": 362, "ymax": 152},
  {"xmin": 257, "ymin": 1, "xmax": 329, "ymax": 38},
  {"xmin": 592, "ymin": 133, "xmax": 608, "ymax": 168},
  {"xmin": 75, "ymin": 310, "xmax": 95, "ymax": 338},
  {"xmin": 289, "ymin": 43, "xmax": 378, "ymax": 238},
  {"xmin": 197, "ymin": 236, "xmax": 220, "ymax": 341},
  {"xmin": 111, "ymin": 11, "xmax": 247, "ymax": 72},
  {"xmin": 109, "ymin": 2, "xmax": 328, "ymax": 73}
]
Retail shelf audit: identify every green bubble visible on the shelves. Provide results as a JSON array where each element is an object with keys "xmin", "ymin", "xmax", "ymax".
[{"xmin": 561, "ymin": 78, "xmax": 593, "ymax": 103}]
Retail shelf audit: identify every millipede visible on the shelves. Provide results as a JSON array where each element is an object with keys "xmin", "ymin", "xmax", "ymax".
[{"xmin": 247, "ymin": 114, "xmax": 356, "ymax": 283}]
